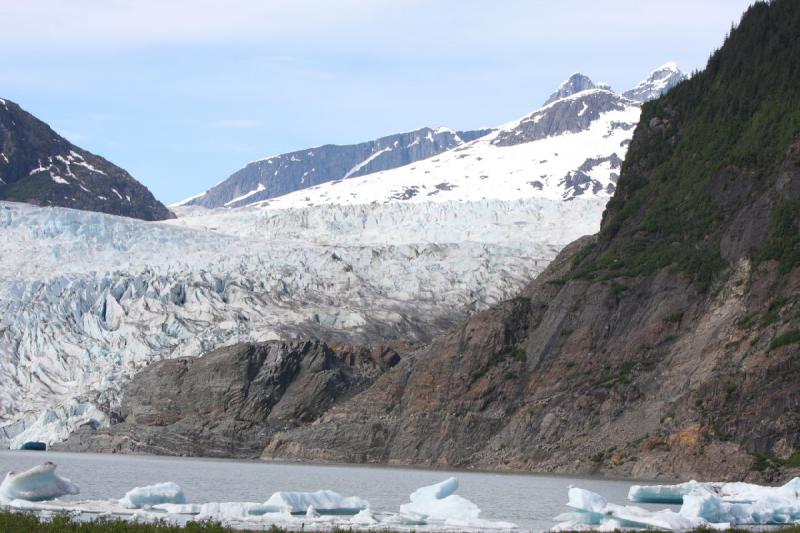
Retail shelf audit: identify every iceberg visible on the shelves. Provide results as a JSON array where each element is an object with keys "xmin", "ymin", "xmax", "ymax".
[
  {"xmin": 630, "ymin": 477, "xmax": 800, "ymax": 504},
  {"xmin": 554, "ymin": 487, "xmax": 703, "ymax": 531},
  {"xmin": 119, "ymin": 482, "xmax": 186, "ymax": 509},
  {"xmin": 558, "ymin": 479, "xmax": 800, "ymax": 531},
  {"xmin": 399, "ymin": 477, "xmax": 482, "ymax": 521},
  {"xmin": 681, "ymin": 488, "xmax": 800, "ymax": 525},
  {"xmin": 0, "ymin": 462, "xmax": 79, "ymax": 502},
  {"xmin": 628, "ymin": 480, "xmax": 714, "ymax": 504},
  {"xmin": 263, "ymin": 489, "xmax": 368, "ymax": 514}
]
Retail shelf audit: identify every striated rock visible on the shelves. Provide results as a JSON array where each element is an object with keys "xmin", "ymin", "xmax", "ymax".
[{"xmin": 56, "ymin": 340, "xmax": 406, "ymax": 458}]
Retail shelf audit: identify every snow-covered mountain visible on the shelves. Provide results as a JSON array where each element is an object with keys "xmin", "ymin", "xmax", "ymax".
[
  {"xmin": 181, "ymin": 126, "xmax": 493, "ymax": 209},
  {"xmin": 622, "ymin": 62, "xmax": 687, "ymax": 102},
  {"xmin": 199, "ymin": 65, "xmax": 684, "ymax": 211},
  {"xmin": 0, "ymin": 98, "xmax": 173, "ymax": 221}
]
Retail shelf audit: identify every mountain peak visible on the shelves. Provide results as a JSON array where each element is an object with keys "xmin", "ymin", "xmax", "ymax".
[
  {"xmin": 623, "ymin": 61, "xmax": 686, "ymax": 102},
  {"xmin": 543, "ymin": 73, "xmax": 596, "ymax": 106}
]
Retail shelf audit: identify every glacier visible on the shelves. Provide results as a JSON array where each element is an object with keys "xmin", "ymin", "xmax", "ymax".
[{"xmin": 0, "ymin": 196, "xmax": 604, "ymax": 447}]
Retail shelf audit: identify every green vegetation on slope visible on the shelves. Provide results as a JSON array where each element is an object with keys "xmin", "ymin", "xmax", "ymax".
[{"xmin": 572, "ymin": 0, "xmax": 800, "ymax": 288}]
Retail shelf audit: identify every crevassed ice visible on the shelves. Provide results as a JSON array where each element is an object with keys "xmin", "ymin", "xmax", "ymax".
[{"xmin": 0, "ymin": 197, "xmax": 605, "ymax": 448}]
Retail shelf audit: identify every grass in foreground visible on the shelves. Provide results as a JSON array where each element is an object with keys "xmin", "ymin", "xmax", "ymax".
[
  {"xmin": 0, "ymin": 511, "xmax": 286, "ymax": 533},
  {"xmin": 4, "ymin": 512, "xmax": 800, "ymax": 533}
]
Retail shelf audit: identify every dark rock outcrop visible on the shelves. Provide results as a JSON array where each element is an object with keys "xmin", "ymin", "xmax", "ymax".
[
  {"xmin": 56, "ymin": 341, "xmax": 406, "ymax": 458},
  {"xmin": 0, "ymin": 98, "xmax": 173, "ymax": 221}
]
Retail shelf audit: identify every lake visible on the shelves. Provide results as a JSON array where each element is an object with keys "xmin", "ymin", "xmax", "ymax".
[{"xmin": 0, "ymin": 450, "xmax": 664, "ymax": 531}]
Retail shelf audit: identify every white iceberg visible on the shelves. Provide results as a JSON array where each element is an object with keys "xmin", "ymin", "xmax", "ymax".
[
  {"xmin": 263, "ymin": 489, "xmax": 369, "ymax": 514},
  {"xmin": 628, "ymin": 480, "xmax": 714, "ymax": 504},
  {"xmin": 400, "ymin": 477, "xmax": 481, "ymax": 521},
  {"xmin": 119, "ymin": 482, "xmax": 186, "ymax": 509},
  {"xmin": 0, "ymin": 462, "xmax": 79, "ymax": 502},
  {"xmin": 558, "ymin": 478, "xmax": 800, "ymax": 531},
  {"xmin": 553, "ymin": 487, "xmax": 704, "ymax": 531},
  {"xmin": 681, "ymin": 488, "xmax": 800, "ymax": 525}
]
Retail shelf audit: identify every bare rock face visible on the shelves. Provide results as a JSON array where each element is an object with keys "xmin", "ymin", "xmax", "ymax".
[
  {"xmin": 0, "ymin": 98, "xmax": 173, "ymax": 221},
  {"xmin": 56, "ymin": 340, "xmax": 406, "ymax": 458}
]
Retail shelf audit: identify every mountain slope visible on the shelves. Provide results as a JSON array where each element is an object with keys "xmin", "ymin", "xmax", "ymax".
[
  {"xmin": 252, "ymin": 67, "xmax": 684, "ymax": 210},
  {"xmin": 0, "ymin": 98, "xmax": 173, "ymax": 221},
  {"xmin": 182, "ymin": 126, "xmax": 493, "ymax": 208},
  {"xmin": 163, "ymin": 1, "xmax": 798, "ymax": 481}
]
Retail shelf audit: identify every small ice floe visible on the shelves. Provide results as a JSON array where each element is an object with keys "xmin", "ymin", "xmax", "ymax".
[
  {"xmin": 119, "ymin": 482, "xmax": 186, "ymax": 509},
  {"xmin": 630, "ymin": 477, "xmax": 800, "ymax": 504},
  {"xmin": 0, "ymin": 462, "xmax": 79, "ymax": 502},
  {"xmin": 399, "ymin": 477, "xmax": 518, "ymax": 529},
  {"xmin": 400, "ymin": 477, "xmax": 480, "ymax": 520},
  {"xmin": 553, "ymin": 487, "xmax": 702, "ymax": 531},
  {"xmin": 555, "ymin": 478, "xmax": 800, "ymax": 531},
  {"xmin": 263, "ymin": 489, "xmax": 368, "ymax": 514}
]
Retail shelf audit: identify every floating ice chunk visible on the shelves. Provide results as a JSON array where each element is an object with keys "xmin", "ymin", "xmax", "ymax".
[
  {"xmin": 152, "ymin": 503, "xmax": 203, "ymax": 514},
  {"xmin": 350, "ymin": 508, "xmax": 380, "ymax": 525},
  {"xmin": 263, "ymin": 489, "xmax": 368, "ymax": 514},
  {"xmin": 631, "ymin": 477, "xmax": 800, "ymax": 504},
  {"xmin": 554, "ymin": 487, "xmax": 703, "ymax": 531},
  {"xmin": 0, "ymin": 462, "xmax": 79, "ymax": 502},
  {"xmin": 194, "ymin": 501, "xmax": 282, "ymax": 520},
  {"xmin": 681, "ymin": 489, "xmax": 800, "ymax": 525},
  {"xmin": 629, "ymin": 480, "xmax": 711, "ymax": 503},
  {"xmin": 400, "ymin": 477, "xmax": 481, "ymax": 521},
  {"xmin": 306, "ymin": 505, "xmax": 320, "ymax": 518},
  {"xmin": 119, "ymin": 482, "xmax": 186, "ymax": 509}
]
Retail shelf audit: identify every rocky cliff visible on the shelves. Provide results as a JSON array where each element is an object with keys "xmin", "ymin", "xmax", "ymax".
[
  {"xmin": 0, "ymin": 98, "xmax": 173, "ymax": 221},
  {"xmin": 56, "ymin": 340, "xmax": 407, "ymax": 458}
]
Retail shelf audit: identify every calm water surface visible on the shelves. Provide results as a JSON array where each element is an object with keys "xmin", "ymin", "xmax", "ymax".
[{"xmin": 0, "ymin": 451, "xmax": 665, "ymax": 531}]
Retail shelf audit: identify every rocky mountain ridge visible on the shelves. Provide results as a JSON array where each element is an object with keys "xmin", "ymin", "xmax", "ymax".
[
  {"xmin": 182, "ymin": 126, "xmax": 493, "ymax": 209},
  {"xmin": 181, "ymin": 64, "xmax": 684, "ymax": 210},
  {"xmin": 0, "ymin": 98, "xmax": 173, "ymax": 221}
]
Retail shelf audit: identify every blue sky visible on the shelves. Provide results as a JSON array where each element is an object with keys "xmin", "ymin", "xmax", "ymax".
[{"xmin": 1, "ymin": 0, "xmax": 753, "ymax": 204}]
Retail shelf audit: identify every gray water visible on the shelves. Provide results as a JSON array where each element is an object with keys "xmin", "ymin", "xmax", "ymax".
[{"xmin": 0, "ymin": 450, "xmax": 662, "ymax": 531}]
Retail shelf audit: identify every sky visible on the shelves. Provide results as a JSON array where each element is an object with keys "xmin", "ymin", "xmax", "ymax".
[{"xmin": 0, "ymin": 0, "xmax": 754, "ymax": 204}]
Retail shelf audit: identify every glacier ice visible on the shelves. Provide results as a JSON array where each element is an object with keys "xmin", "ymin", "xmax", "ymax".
[
  {"xmin": 556, "ymin": 478, "xmax": 800, "ymax": 530},
  {"xmin": 628, "ymin": 480, "xmax": 712, "ymax": 503},
  {"xmin": 630, "ymin": 477, "xmax": 800, "ymax": 504},
  {"xmin": 119, "ymin": 481, "xmax": 186, "ymax": 509},
  {"xmin": 0, "ymin": 462, "xmax": 79, "ymax": 502},
  {"xmin": 0, "ymin": 198, "xmax": 605, "ymax": 448},
  {"xmin": 262, "ymin": 489, "xmax": 368, "ymax": 514},
  {"xmin": 399, "ymin": 477, "xmax": 481, "ymax": 521},
  {"xmin": 553, "ymin": 487, "xmax": 700, "ymax": 531}
]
